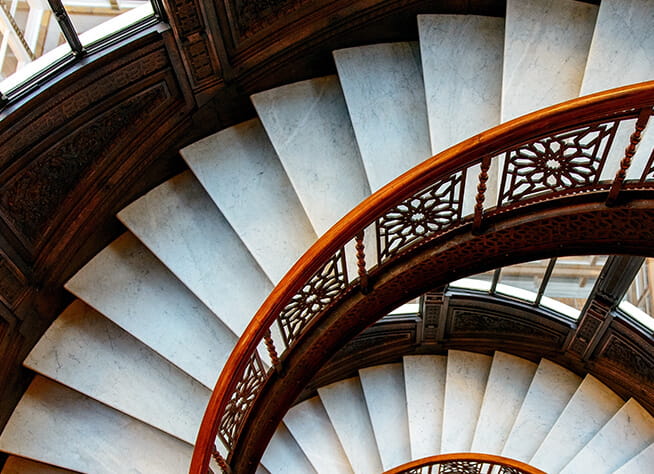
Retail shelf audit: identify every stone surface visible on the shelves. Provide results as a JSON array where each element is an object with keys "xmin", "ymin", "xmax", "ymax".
[
  {"xmin": 614, "ymin": 442, "xmax": 654, "ymax": 474},
  {"xmin": 404, "ymin": 355, "xmax": 446, "ymax": 459},
  {"xmin": 260, "ymin": 424, "xmax": 317, "ymax": 474},
  {"xmin": 283, "ymin": 397, "xmax": 353, "ymax": 474},
  {"xmin": 502, "ymin": 359, "xmax": 582, "ymax": 462},
  {"xmin": 471, "ymin": 352, "xmax": 537, "ymax": 454},
  {"xmin": 252, "ymin": 76, "xmax": 371, "ymax": 235},
  {"xmin": 24, "ymin": 301, "xmax": 210, "ymax": 444},
  {"xmin": 441, "ymin": 350, "xmax": 492, "ymax": 453},
  {"xmin": 318, "ymin": 377, "xmax": 383, "ymax": 474},
  {"xmin": 359, "ymin": 363, "xmax": 410, "ymax": 470},
  {"xmin": 334, "ymin": 42, "xmax": 431, "ymax": 191},
  {"xmin": 419, "ymin": 15, "xmax": 503, "ymax": 154},
  {"xmin": 502, "ymin": 0, "xmax": 597, "ymax": 122},
  {"xmin": 2, "ymin": 457, "xmax": 76, "ymax": 474},
  {"xmin": 561, "ymin": 398, "xmax": 654, "ymax": 473},
  {"xmin": 530, "ymin": 375, "xmax": 623, "ymax": 473},
  {"xmin": 65, "ymin": 232, "xmax": 237, "ymax": 388},
  {"xmin": 181, "ymin": 118, "xmax": 317, "ymax": 283},
  {"xmin": 118, "ymin": 171, "xmax": 274, "ymax": 336},
  {"xmin": 0, "ymin": 377, "xmax": 193, "ymax": 474}
]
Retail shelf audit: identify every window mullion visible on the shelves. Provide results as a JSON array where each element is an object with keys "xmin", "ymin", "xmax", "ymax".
[{"xmin": 47, "ymin": 0, "xmax": 85, "ymax": 57}]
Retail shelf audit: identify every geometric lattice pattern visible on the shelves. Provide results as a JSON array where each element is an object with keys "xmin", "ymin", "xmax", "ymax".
[
  {"xmin": 399, "ymin": 460, "xmax": 535, "ymax": 474},
  {"xmin": 377, "ymin": 171, "xmax": 464, "ymax": 261},
  {"xmin": 277, "ymin": 248, "xmax": 348, "ymax": 347},
  {"xmin": 217, "ymin": 353, "xmax": 267, "ymax": 450},
  {"xmin": 499, "ymin": 121, "xmax": 619, "ymax": 204},
  {"xmin": 438, "ymin": 460, "xmax": 483, "ymax": 474}
]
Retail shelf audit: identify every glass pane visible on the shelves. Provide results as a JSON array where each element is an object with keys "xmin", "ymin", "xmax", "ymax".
[
  {"xmin": 65, "ymin": 0, "xmax": 153, "ymax": 47},
  {"xmin": 0, "ymin": 0, "xmax": 70, "ymax": 91},
  {"xmin": 449, "ymin": 269, "xmax": 496, "ymax": 292},
  {"xmin": 388, "ymin": 297, "xmax": 420, "ymax": 316},
  {"xmin": 542, "ymin": 255, "xmax": 608, "ymax": 317},
  {"xmin": 619, "ymin": 258, "xmax": 654, "ymax": 331},
  {"xmin": 496, "ymin": 260, "xmax": 549, "ymax": 303}
]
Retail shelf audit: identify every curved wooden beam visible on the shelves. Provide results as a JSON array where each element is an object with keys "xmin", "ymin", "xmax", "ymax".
[{"xmin": 384, "ymin": 453, "xmax": 547, "ymax": 474}]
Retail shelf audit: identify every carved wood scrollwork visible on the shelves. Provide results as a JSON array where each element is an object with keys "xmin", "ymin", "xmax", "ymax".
[
  {"xmin": 499, "ymin": 121, "xmax": 619, "ymax": 205},
  {"xmin": 277, "ymin": 248, "xmax": 348, "ymax": 348},
  {"xmin": 377, "ymin": 171, "xmax": 464, "ymax": 262}
]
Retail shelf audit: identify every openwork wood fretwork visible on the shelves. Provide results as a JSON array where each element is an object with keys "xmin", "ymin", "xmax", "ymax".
[
  {"xmin": 277, "ymin": 248, "xmax": 348, "ymax": 347},
  {"xmin": 191, "ymin": 83, "xmax": 654, "ymax": 474},
  {"xmin": 217, "ymin": 352, "xmax": 266, "ymax": 450},
  {"xmin": 385, "ymin": 454, "xmax": 545, "ymax": 474},
  {"xmin": 499, "ymin": 121, "xmax": 620, "ymax": 205},
  {"xmin": 377, "ymin": 171, "xmax": 465, "ymax": 261}
]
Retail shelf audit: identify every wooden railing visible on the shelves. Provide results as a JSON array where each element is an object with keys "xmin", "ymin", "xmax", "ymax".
[
  {"xmin": 191, "ymin": 81, "xmax": 654, "ymax": 473},
  {"xmin": 384, "ymin": 453, "xmax": 546, "ymax": 474}
]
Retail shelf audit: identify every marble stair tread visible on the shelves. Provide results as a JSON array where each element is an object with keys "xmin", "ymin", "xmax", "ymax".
[
  {"xmin": 260, "ymin": 424, "xmax": 317, "ymax": 474},
  {"xmin": 333, "ymin": 42, "xmax": 431, "ymax": 191},
  {"xmin": 502, "ymin": 359, "xmax": 582, "ymax": 462},
  {"xmin": 1, "ymin": 457, "xmax": 78, "ymax": 474},
  {"xmin": 359, "ymin": 363, "xmax": 411, "ymax": 470},
  {"xmin": 118, "ymin": 171, "xmax": 274, "ymax": 336},
  {"xmin": 614, "ymin": 442, "xmax": 654, "ymax": 474},
  {"xmin": 24, "ymin": 301, "xmax": 210, "ymax": 444},
  {"xmin": 581, "ymin": 0, "xmax": 654, "ymax": 96},
  {"xmin": 561, "ymin": 398, "xmax": 654, "ymax": 474},
  {"xmin": 180, "ymin": 118, "xmax": 317, "ymax": 283},
  {"xmin": 403, "ymin": 355, "xmax": 446, "ymax": 459},
  {"xmin": 529, "ymin": 374, "xmax": 623, "ymax": 473},
  {"xmin": 0, "ymin": 377, "xmax": 193, "ymax": 474},
  {"xmin": 283, "ymin": 396, "xmax": 353, "ymax": 474},
  {"xmin": 418, "ymin": 14, "xmax": 503, "ymax": 155},
  {"xmin": 502, "ymin": 0, "xmax": 598, "ymax": 122},
  {"xmin": 580, "ymin": 0, "xmax": 654, "ymax": 182},
  {"xmin": 317, "ymin": 377, "xmax": 383, "ymax": 474},
  {"xmin": 471, "ymin": 352, "xmax": 537, "ymax": 454},
  {"xmin": 251, "ymin": 76, "xmax": 371, "ymax": 236},
  {"xmin": 440, "ymin": 350, "xmax": 492, "ymax": 453},
  {"xmin": 65, "ymin": 232, "xmax": 237, "ymax": 388}
]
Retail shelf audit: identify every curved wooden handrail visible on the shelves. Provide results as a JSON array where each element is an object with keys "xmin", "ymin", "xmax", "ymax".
[
  {"xmin": 383, "ymin": 453, "xmax": 547, "ymax": 474},
  {"xmin": 191, "ymin": 81, "xmax": 654, "ymax": 473}
]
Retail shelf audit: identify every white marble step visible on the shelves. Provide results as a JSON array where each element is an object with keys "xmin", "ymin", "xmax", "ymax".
[
  {"xmin": 181, "ymin": 118, "xmax": 317, "ymax": 283},
  {"xmin": 502, "ymin": 0, "xmax": 598, "ymax": 122},
  {"xmin": 502, "ymin": 359, "xmax": 582, "ymax": 462},
  {"xmin": 317, "ymin": 377, "xmax": 383, "ymax": 474},
  {"xmin": 615, "ymin": 442, "xmax": 654, "ymax": 474},
  {"xmin": 260, "ymin": 424, "xmax": 317, "ymax": 474},
  {"xmin": 581, "ymin": 0, "xmax": 654, "ymax": 182},
  {"xmin": 65, "ymin": 232, "xmax": 237, "ymax": 388},
  {"xmin": 2, "ymin": 457, "xmax": 77, "ymax": 474},
  {"xmin": 0, "ymin": 377, "xmax": 192, "ymax": 474},
  {"xmin": 251, "ymin": 76, "xmax": 371, "ymax": 235},
  {"xmin": 283, "ymin": 396, "xmax": 353, "ymax": 474},
  {"xmin": 334, "ymin": 42, "xmax": 431, "ymax": 191},
  {"xmin": 24, "ymin": 301, "xmax": 210, "ymax": 444},
  {"xmin": 359, "ymin": 363, "xmax": 411, "ymax": 470},
  {"xmin": 118, "ymin": 171, "xmax": 274, "ymax": 336},
  {"xmin": 561, "ymin": 398, "xmax": 654, "ymax": 474},
  {"xmin": 419, "ymin": 15, "xmax": 503, "ymax": 155},
  {"xmin": 403, "ymin": 355, "xmax": 446, "ymax": 459},
  {"xmin": 441, "ymin": 350, "xmax": 492, "ymax": 453},
  {"xmin": 529, "ymin": 374, "xmax": 623, "ymax": 473},
  {"xmin": 471, "ymin": 352, "xmax": 537, "ymax": 454}
]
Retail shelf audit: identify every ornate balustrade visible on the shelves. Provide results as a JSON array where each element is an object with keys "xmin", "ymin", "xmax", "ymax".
[
  {"xmin": 191, "ymin": 81, "xmax": 654, "ymax": 473},
  {"xmin": 384, "ymin": 453, "xmax": 546, "ymax": 474}
]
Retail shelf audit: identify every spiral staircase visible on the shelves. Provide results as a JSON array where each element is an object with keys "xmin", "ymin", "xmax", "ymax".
[{"xmin": 1, "ymin": 0, "xmax": 654, "ymax": 472}]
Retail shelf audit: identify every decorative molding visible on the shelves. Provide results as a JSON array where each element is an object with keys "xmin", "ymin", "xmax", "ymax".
[
  {"xmin": 229, "ymin": 0, "xmax": 313, "ymax": 40},
  {"xmin": 601, "ymin": 333, "xmax": 654, "ymax": 386},
  {"xmin": 0, "ymin": 251, "xmax": 28, "ymax": 310}
]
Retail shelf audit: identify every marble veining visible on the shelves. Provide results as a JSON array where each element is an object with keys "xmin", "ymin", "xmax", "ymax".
[
  {"xmin": 65, "ymin": 232, "xmax": 237, "ymax": 388},
  {"xmin": 181, "ymin": 119, "xmax": 317, "ymax": 283},
  {"xmin": 119, "ymin": 171, "xmax": 274, "ymax": 336},
  {"xmin": 252, "ymin": 76, "xmax": 371, "ymax": 235},
  {"xmin": 261, "ymin": 424, "xmax": 317, "ymax": 474},
  {"xmin": 615, "ymin": 443, "xmax": 654, "ymax": 473},
  {"xmin": 334, "ymin": 42, "xmax": 431, "ymax": 191},
  {"xmin": 502, "ymin": 0, "xmax": 598, "ymax": 121}
]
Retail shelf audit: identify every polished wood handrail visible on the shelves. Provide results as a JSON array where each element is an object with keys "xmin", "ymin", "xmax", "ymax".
[
  {"xmin": 191, "ymin": 81, "xmax": 654, "ymax": 473},
  {"xmin": 384, "ymin": 453, "xmax": 547, "ymax": 474}
]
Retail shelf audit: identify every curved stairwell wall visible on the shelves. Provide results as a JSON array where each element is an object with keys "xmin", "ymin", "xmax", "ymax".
[{"xmin": 1, "ymin": 0, "xmax": 654, "ymax": 472}]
